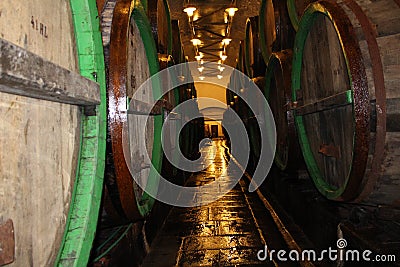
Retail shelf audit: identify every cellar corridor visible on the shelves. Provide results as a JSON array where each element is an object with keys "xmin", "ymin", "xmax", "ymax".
[{"xmin": 141, "ymin": 140, "xmax": 289, "ymax": 266}]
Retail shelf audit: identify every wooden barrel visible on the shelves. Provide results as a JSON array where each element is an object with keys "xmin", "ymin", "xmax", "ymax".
[
  {"xmin": 0, "ymin": 0, "xmax": 106, "ymax": 266},
  {"xmin": 237, "ymin": 41, "xmax": 247, "ymax": 76},
  {"xmin": 292, "ymin": 0, "xmax": 400, "ymax": 206},
  {"xmin": 178, "ymin": 64, "xmax": 195, "ymax": 160},
  {"xmin": 108, "ymin": 0, "xmax": 163, "ymax": 221},
  {"xmin": 286, "ymin": 0, "xmax": 317, "ymax": 31},
  {"xmin": 259, "ymin": 0, "xmax": 295, "ymax": 64},
  {"xmin": 247, "ymin": 77, "xmax": 265, "ymax": 164},
  {"xmin": 171, "ymin": 20, "xmax": 185, "ymax": 65},
  {"xmin": 265, "ymin": 50, "xmax": 302, "ymax": 171},
  {"xmin": 147, "ymin": 0, "xmax": 172, "ymax": 56},
  {"xmin": 244, "ymin": 17, "xmax": 266, "ymax": 78},
  {"xmin": 148, "ymin": 0, "xmax": 180, "ymax": 180}
]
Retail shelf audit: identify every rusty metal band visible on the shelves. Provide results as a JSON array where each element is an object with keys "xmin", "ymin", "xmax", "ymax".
[
  {"xmin": 318, "ymin": 1, "xmax": 370, "ymax": 201},
  {"xmin": 343, "ymin": 0, "xmax": 387, "ymax": 203},
  {"xmin": 108, "ymin": 0, "xmax": 141, "ymax": 221}
]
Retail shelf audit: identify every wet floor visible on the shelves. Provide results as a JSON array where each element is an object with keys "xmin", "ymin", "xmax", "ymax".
[{"xmin": 142, "ymin": 140, "xmax": 287, "ymax": 267}]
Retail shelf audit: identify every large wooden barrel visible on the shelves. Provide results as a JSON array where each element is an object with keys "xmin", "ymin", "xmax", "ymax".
[
  {"xmin": 247, "ymin": 77, "xmax": 265, "ymax": 164},
  {"xmin": 0, "ymin": 0, "xmax": 106, "ymax": 266},
  {"xmin": 177, "ymin": 64, "xmax": 196, "ymax": 160},
  {"xmin": 292, "ymin": 0, "xmax": 400, "ymax": 206},
  {"xmin": 108, "ymin": 0, "xmax": 163, "ymax": 221},
  {"xmin": 244, "ymin": 17, "xmax": 266, "ymax": 78},
  {"xmin": 265, "ymin": 50, "xmax": 302, "ymax": 171},
  {"xmin": 259, "ymin": 0, "xmax": 295, "ymax": 64},
  {"xmin": 286, "ymin": 0, "xmax": 317, "ymax": 31},
  {"xmin": 237, "ymin": 41, "xmax": 247, "ymax": 76},
  {"xmin": 171, "ymin": 20, "xmax": 185, "ymax": 65},
  {"xmin": 148, "ymin": 0, "xmax": 172, "ymax": 56},
  {"xmin": 148, "ymin": 0, "xmax": 180, "ymax": 180}
]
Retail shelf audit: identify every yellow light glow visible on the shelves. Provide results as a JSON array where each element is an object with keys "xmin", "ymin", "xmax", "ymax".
[
  {"xmin": 183, "ymin": 7, "xmax": 196, "ymax": 17},
  {"xmin": 191, "ymin": 38, "xmax": 202, "ymax": 46},
  {"xmin": 222, "ymin": 38, "xmax": 232, "ymax": 46},
  {"xmin": 195, "ymin": 55, "xmax": 202, "ymax": 61},
  {"xmin": 225, "ymin": 7, "xmax": 238, "ymax": 17},
  {"xmin": 230, "ymin": 101, "xmax": 234, "ymax": 105},
  {"xmin": 233, "ymin": 95, "xmax": 238, "ymax": 99},
  {"xmin": 220, "ymin": 54, "xmax": 227, "ymax": 61}
]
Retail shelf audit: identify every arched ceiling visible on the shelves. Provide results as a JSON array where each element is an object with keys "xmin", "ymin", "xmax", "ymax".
[{"xmin": 168, "ymin": 0, "xmax": 261, "ymax": 68}]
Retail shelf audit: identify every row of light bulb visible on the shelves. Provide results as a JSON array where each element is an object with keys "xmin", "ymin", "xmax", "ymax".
[
  {"xmin": 184, "ymin": 5, "xmax": 238, "ymax": 62},
  {"xmin": 183, "ymin": 6, "xmax": 238, "ymax": 18}
]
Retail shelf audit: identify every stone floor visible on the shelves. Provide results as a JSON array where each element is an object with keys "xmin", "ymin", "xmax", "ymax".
[{"xmin": 142, "ymin": 140, "xmax": 289, "ymax": 266}]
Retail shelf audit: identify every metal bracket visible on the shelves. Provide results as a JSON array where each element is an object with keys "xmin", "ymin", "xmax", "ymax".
[
  {"xmin": 319, "ymin": 144, "xmax": 341, "ymax": 159},
  {"xmin": 0, "ymin": 219, "xmax": 15, "ymax": 266}
]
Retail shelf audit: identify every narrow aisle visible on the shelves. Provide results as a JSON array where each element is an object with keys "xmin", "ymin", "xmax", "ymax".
[{"xmin": 142, "ymin": 140, "xmax": 275, "ymax": 266}]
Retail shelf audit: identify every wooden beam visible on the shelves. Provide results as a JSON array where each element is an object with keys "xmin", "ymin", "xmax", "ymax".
[{"xmin": 0, "ymin": 38, "xmax": 100, "ymax": 107}]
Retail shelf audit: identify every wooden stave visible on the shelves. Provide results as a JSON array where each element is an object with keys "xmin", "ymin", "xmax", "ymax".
[
  {"xmin": 292, "ymin": 0, "xmax": 400, "ymax": 206},
  {"xmin": 286, "ymin": 0, "xmax": 317, "ymax": 31},
  {"xmin": 259, "ymin": 0, "xmax": 296, "ymax": 64},
  {"xmin": 244, "ymin": 17, "xmax": 267, "ymax": 78},
  {"xmin": 265, "ymin": 50, "xmax": 302, "ymax": 171},
  {"xmin": 148, "ymin": 1, "xmax": 181, "ymax": 180},
  {"xmin": 245, "ymin": 77, "xmax": 265, "ymax": 169},
  {"xmin": 147, "ymin": 0, "xmax": 173, "ymax": 56},
  {"xmin": 108, "ymin": 0, "xmax": 163, "ymax": 221},
  {"xmin": 0, "ymin": 0, "xmax": 106, "ymax": 266}
]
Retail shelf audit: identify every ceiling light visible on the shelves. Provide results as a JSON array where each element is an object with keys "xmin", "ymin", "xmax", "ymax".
[
  {"xmin": 218, "ymin": 65, "xmax": 225, "ymax": 72},
  {"xmin": 191, "ymin": 38, "xmax": 202, "ymax": 46},
  {"xmin": 183, "ymin": 6, "xmax": 196, "ymax": 17},
  {"xmin": 230, "ymin": 101, "xmax": 234, "ymax": 105},
  {"xmin": 217, "ymin": 75, "xmax": 223, "ymax": 79},
  {"xmin": 198, "ymin": 66, "xmax": 204, "ymax": 73},
  {"xmin": 222, "ymin": 38, "xmax": 232, "ymax": 45},
  {"xmin": 220, "ymin": 54, "xmax": 227, "ymax": 61},
  {"xmin": 199, "ymin": 76, "xmax": 205, "ymax": 81},
  {"xmin": 233, "ymin": 95, "xmax": 238, "ymax": 99},
  {"xmin": 224, "ymin": 13, "xmax": 228, "ymax": 24},
  {"xmin": 225, "ymin": 7, "xmax": 238, "ymax": 17},
  {"xmin": 195, "ymin": 53, "xmax": 203, "ymax": 61}
]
